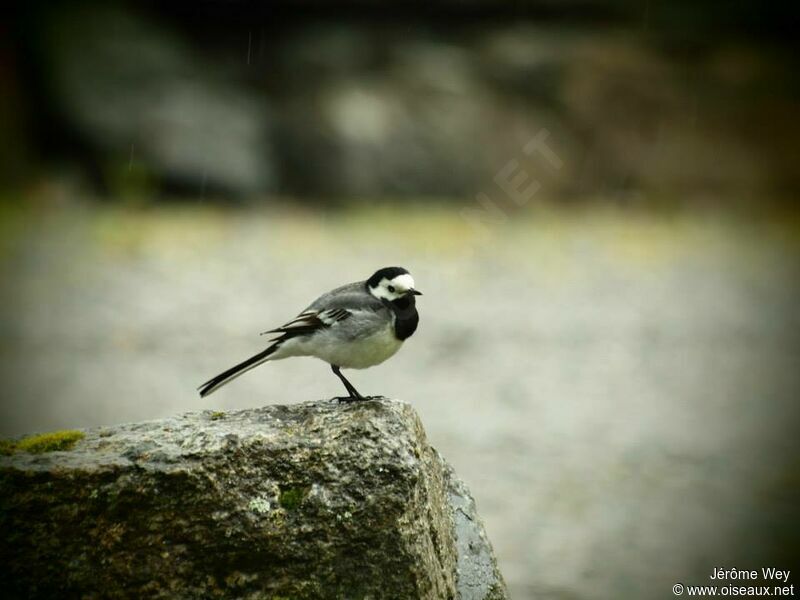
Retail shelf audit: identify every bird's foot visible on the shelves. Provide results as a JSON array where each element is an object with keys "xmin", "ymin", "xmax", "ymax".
[
  {"xmin": 338, "ymin": 389, "xmax": 391, "ymax": 402},
  {"xmin": 334, "ymin": 394, "xmax": 387, "ymax": 404},
  {"xmin": 334, "ymin": 395, "xmax": 365, "ymax": 404}
]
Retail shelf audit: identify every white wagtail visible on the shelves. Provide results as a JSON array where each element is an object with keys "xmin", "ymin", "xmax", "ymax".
[{"xmin": 198, "ymin": 266, "xmax": 422, "ymax": 401}]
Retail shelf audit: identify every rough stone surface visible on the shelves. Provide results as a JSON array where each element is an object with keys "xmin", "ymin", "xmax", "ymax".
[
  {"xmin": 0, "ymin": 399, "xmax": 507, "ymax": 599},
  {"xmin": 446, "ymin": 462, "xmax": 508, "ymax": 600}
]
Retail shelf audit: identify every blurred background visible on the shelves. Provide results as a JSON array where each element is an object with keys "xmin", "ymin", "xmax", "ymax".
[{"xmin": 2, "ymin": 0, "xmax": 799, "ymax": 597}]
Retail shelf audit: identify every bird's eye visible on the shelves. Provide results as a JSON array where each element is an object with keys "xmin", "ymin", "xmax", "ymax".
[{"xmin": 387, "ymin": 285, "xmax": 396, "ymax": 293}]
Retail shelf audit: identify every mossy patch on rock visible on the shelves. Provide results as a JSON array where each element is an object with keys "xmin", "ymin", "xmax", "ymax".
[
  {"xmin": 11, "ymin": 430, "xmax": 85, "ymax": 454},
  {"xmin": 278, "ymin": 485, "xmax": 310, "ymax": 511},
  {"xmin": 0, "ymin": 439, "xmax": 15, "ymax": 456}
]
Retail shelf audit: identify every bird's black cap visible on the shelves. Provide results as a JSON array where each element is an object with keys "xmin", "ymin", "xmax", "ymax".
[{"xmin": 367, "ymin": 266, "xmax": 409, "ymax": 288}]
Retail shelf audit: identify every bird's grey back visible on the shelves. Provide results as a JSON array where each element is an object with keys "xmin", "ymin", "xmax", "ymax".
[{"xmin": 306, "ymin": 280, "xmax": 385, "ymax": 313}]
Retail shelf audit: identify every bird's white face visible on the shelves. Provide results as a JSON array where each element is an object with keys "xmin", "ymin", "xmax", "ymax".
[{"xmin": 369, "ymin": 273, "xmax": 420, "ymax": 301}]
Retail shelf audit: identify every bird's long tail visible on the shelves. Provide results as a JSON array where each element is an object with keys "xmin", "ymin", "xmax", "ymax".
[{"xmin": 198, "ymin": 344, "xmax": 278, "ymax": 397}]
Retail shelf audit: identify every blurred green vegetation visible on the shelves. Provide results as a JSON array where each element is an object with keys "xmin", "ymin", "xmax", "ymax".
[{"xmin": 2, "ymin": 191, "xmax": 799, "ymax": 271}]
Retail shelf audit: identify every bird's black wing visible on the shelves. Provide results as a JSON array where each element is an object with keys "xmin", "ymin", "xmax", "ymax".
[{"xmin": 260, "ymin": 308, "xmax": 352, "ymax": 340}]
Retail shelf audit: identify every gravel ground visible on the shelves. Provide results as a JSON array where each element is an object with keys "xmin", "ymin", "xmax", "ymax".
[{"xmin": 1, "ymin": 204, "xmax": 799, "ymax": 599}]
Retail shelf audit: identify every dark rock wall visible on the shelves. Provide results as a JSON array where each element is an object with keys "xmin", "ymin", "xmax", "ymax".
[{"xmin": 6, "ymin": 1, "xmax": 797, "ymax": 199}]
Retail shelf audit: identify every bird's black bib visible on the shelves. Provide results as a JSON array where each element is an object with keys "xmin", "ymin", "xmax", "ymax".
[{"xmin": 388, "ymin": 295, "xmax": 419, "ymax": 341}]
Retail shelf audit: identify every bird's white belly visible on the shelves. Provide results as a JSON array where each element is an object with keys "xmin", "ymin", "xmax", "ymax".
[{"xmin": 275, "ymin": 321, "xmax": 403, "ymax": 369}]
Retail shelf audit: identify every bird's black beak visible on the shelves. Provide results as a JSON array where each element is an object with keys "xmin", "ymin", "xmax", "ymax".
[{"xmin": 408, "ymin": 288, "xmax": 423, "ymax": 296}]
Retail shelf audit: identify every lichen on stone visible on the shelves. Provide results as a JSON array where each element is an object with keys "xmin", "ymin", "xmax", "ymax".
[{"xmin": 248, "ymin": 495, "xmax": 272, "ymax": 514}]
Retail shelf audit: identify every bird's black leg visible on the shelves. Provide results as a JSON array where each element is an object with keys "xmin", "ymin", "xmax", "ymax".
[{"xmin": 331, "ymin": 365, "xmax": 366, "ymax": 402}]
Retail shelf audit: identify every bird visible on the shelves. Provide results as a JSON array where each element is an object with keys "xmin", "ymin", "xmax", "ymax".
[{"xmin": 198, "ymin": 266, "xmax": 422, "ymax": 401}]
